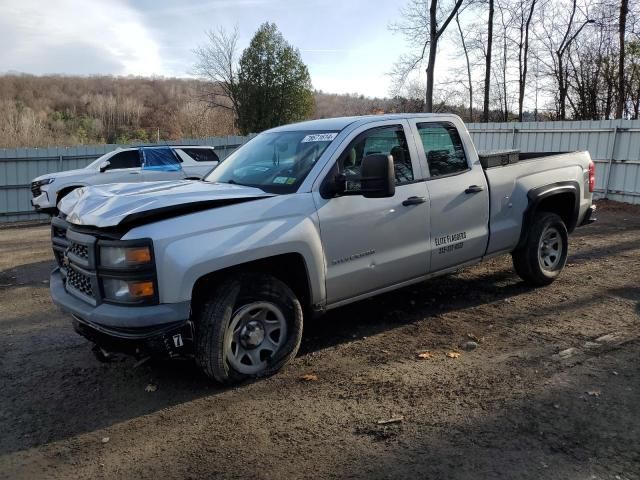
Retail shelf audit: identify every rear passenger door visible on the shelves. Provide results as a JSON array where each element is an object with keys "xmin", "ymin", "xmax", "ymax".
[
  {"xmin": 140, "ymin": 148, "xmax": 186, "ymax": 182},
  {"xmin": 408, "ymin": 120, "xmax": 490, "ymax": 272}
]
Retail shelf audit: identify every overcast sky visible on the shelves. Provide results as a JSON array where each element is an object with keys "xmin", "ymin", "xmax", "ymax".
[{"xmin": 0, "ymin": 0, "xmax": 416, "ymax": 98}]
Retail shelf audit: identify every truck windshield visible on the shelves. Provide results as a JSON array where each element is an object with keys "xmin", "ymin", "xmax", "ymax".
[{"xmin": 205, "ymin": 130, "xmax": 338, "ymax": 193}]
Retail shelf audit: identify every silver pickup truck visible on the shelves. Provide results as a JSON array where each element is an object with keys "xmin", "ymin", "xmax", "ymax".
[{"xmin": 49, "ymin": 114, "xmax": 596, "ymax": 383}]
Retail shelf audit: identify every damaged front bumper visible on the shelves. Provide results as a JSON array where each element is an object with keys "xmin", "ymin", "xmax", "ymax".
[
  {"xmin": 71, "ymin": 315, "xmax": 194, "ymax": 358},
  {"xmin": 51, "ymin": 268, "xmax": 193, "ymax": 357}
]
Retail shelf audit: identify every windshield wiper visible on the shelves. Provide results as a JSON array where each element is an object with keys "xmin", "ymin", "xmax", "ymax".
[{"xmin": 217, "ymin": 179, "xmax": 266, "ymax": 193}]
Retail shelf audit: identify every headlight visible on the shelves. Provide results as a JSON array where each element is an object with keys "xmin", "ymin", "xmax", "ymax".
[
  {"xmin": 34, "ymin": 178, "xmax": 55, "ymax": 186},
  {"xmin": 98, "ymin": 241, "xmax": 156, "ymax": 304},
  {"xmin": 102, "ymin": 278, "xmax": 155, "ymax": 302},
  {"xmin": 100, "ymin": 245, "xmax": 152, "ymax": 268}
]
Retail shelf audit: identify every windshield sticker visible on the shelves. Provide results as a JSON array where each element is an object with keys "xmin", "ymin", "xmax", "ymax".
[
  {"xmin": 301, "ymin": 133, "xmax": 338, "ymax": 143},
  {"xmin": 273, "ymin": 176, "xmax": 289, "ymax": 184},
  {"xmin": 286, "ymin": 178, "xmax": 296, "ymax": 184}
]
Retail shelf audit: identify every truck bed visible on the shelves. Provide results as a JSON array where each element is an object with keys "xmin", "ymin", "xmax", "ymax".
[
  {"xmin": 478, "ymin": 150, "xmax": 570, "ymax": 169},
  {"xmin": 482, "ymin": 150, "xmax": 592, "ymax": 256}
]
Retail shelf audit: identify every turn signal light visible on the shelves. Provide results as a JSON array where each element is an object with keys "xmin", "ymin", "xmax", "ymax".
[
  {"xmin": 125, "ymin": 247, "xmax": 152, "ymax": 263},
  {"xmin": 128, "ymin": 281, "xmax": 155, "ymax": 298}
]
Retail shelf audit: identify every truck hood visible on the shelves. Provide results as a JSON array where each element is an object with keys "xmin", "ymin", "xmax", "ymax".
[
  {"xmin": 33, "ymin": 167, "xmax": 96, "ymax": 183},
  {"xmin": 59, "ymin": 180, "xmax": 274, "ymax": 229}
]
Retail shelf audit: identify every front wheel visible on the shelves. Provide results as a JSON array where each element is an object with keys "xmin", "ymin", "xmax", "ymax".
[
  {"xmin": 195, "ymin": 273, "xmax": 303, "ymax": 384},
  {"xmin": 512, "ymin": 212, "xmax": 569, "ymax": 286}
]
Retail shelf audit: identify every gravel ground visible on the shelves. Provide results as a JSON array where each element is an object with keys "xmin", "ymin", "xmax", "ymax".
[{"xmin": 0, "ymin": 199, "xmax": 639, "ymax": 480}]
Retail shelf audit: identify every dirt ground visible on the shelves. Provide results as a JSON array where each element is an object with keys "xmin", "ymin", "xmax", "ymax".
[{"xmin": 0, "ymin": 200, "xmax": 639, "ymax": 480}]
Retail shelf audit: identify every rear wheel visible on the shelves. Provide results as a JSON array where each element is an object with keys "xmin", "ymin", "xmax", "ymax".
[
  {"xmin": 512, "ymin": 212, "xmax": 568, "ymax": 286},
  {"xmin": 195, "ymin": 273, "xmax": 303, "ymax": 384}
]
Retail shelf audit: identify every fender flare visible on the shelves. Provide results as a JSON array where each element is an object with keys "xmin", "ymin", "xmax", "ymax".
[{"xmin": 516, "ymin": 181, "xmax": 580, "ymax": 250}]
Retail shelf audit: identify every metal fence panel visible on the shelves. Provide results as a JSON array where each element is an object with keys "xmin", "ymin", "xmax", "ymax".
[
  {"xmin": 0, "ymin": 136, "xmax": 252, "ymax": 223},
  {"xmin": 467, "ymin": 119, "xmax": 640, "ymax": 205}
]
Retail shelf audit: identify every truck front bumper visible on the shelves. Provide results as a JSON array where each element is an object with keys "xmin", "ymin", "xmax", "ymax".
[
  {"xmin": 31, "ymin": 190, "xmax": 56, "ymax": 213},
  {"xmin": 51, "ymin": 268, "xmax": 193, "ymax": 356}
]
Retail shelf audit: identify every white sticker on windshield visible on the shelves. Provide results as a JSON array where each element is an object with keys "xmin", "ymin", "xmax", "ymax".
[{"xmin": 301, "ymin": 133, "xmax": 338, "ymax": 143}]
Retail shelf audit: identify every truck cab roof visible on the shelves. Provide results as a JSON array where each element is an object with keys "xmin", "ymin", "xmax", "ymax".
[{"xmin": 266, "ymin": 113, "xmax": 459, "ymax": 133}]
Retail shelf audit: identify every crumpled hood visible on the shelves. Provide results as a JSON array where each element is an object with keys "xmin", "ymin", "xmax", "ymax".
[{"xmin": 59, "ymin": 180, "xmax": 274, "ymax": 228}]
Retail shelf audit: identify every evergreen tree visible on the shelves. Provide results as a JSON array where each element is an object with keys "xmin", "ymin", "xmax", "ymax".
[{"xmin": 236, "ymin": 23, "xmax": 314, "ymax": 134}]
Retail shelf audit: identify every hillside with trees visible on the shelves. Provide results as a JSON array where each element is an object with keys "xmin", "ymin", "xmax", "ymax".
[{"xmin": 0, "ymin": 74, "xmax": 406, "ymax": 148}]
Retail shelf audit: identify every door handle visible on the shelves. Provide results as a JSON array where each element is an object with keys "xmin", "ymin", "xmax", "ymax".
[
  {"xmin": 402, "ymin": 196, "xmax": 427, "ymax": 206},
  {"xmin": 465, "ymin": 185, "xmax": 484, "ymax": 194}
]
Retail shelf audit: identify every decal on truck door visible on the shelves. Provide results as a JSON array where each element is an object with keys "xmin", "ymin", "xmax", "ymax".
[
  {"xmin": 434, "ymin": 231, "xmax": 467, "ymax": 254},
  {"xmin": 331, "ymin": 249, "xmax": 376, "ymax": 265}
]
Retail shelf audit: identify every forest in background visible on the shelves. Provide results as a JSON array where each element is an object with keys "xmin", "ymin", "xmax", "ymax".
[
  {"xmin": 0, "ymin": 74, "xmax": 414, "ymax": 148},
  {"xmin": 0, "ymin": 73, "xmax": 541, "ymax": 149}
]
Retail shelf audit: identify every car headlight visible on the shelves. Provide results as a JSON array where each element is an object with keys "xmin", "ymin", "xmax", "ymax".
[
  {"xmin": 98, "ymin": 241, "xmax": 156, "ymax": 304},
  {"xmin": 34, "ymin": 178, "xmax": 55, "ymax": 186},
  {"xmin": 102, "ymin": 278, "xmax": 155, "ymax": 302},
  {"xmin": 100, "ymin": 245, "xmax": 152, "ymax": 268}
]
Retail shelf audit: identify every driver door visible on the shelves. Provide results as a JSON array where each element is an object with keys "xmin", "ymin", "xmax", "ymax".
[{"xmin": 313, "ymin": 121, "xmax": 430, "ymax": 305}]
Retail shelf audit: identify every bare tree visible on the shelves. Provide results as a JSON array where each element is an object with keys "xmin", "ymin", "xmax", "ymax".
[
  {"xmin": 617, "ymin": 0, "xmax": 629, "ymax": 117},
  {"xmin": 495, "ymin": 0, "xmax": 512, "ymax": 120},
  {"xmin": 483, "ymin": 0, "xmax": 495, "ymax": 121},
  {"xmin": 455, "ymin": 11, "xmax": 474, "ymax": 120},
  {"xmin": 539, "ymin": 0, "xmax": 595, "ymax": 119},
  {"xmin": 193, "ymin": 26, "xmax": 240, "ymax": 117},
  {"xmin": 628, "ymin": 41, "xmax": 640, "ymax": 118},
  {"xmin": 390, "ymin": 0, "xmax": 465, "ymax": 112},
  {"xmin": 515, "ymin": 0, "xmax": 538, "ymax": 120},
  {"xmin": 566, "ymin": 18, "xmax": 617, "ymax": 120}
]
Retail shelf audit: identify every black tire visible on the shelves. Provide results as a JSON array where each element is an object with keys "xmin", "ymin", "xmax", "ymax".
[
  {"xmin": 195, "ymin": 273, "xmax": 303, "ymax": 384},
  {"xmin": 512, "ymin": 212, "xmax": 568, "ymax": 286}
]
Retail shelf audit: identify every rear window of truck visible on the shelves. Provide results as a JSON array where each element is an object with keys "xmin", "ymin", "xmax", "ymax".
[{"xmin": 417, "ymin": 122, "xmax": 468, "ymax": 177}]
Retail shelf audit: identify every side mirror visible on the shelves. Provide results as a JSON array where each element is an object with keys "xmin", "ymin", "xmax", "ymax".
[
  {"xmin": 99, "ymin": 161, "xmax": 110, "ymax": 173},
  {"xmin": 360, "ymin": 154, "xmax": 395, "ymax": 198}
]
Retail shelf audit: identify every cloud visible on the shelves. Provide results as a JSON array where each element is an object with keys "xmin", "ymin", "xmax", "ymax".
[{"xmin": 0, "ymin": 0, "xmax": 164, "ymax": 76}]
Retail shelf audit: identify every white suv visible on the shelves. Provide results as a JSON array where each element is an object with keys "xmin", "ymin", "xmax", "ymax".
[{"xmin": 31, "ymin": 146, "xmax": 220, "ymax": 213}]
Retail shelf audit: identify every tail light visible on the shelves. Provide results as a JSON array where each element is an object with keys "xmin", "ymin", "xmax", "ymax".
[{"xmin": 588, "ymin": 160, "xmax": 595, "ymax": 193}]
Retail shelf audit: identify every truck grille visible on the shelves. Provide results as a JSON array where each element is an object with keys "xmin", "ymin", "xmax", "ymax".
[
  {"xmin": 68, "ymin": 242, "xmax": 89, "ymax": 260},
  {"xmin": 51, "ymin": 216, "xmax": 98, "ymax": 305},
  {"xmin": 66, "ymin": 267, "xmax": 94, "ymax": 297},
  {"xmin": 50, "ymin": 215, "xmax": 157, "ymax": 307}
]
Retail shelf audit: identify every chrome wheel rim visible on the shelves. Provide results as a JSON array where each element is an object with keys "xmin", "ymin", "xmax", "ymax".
[
  {"xmin": 538, "ymin": 226, "xmax": 563, "ymax": 271},
  {"xmin": 224, "ymin": 301, "xmax": 287, "ymax": 375}
]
